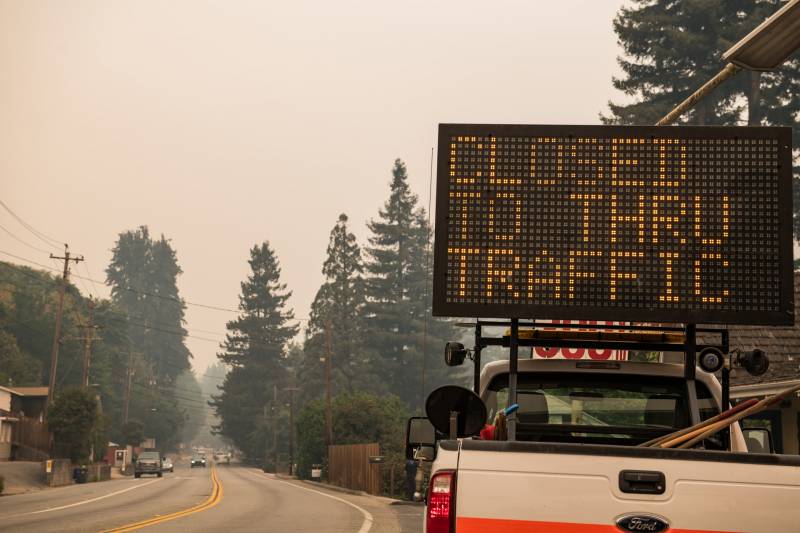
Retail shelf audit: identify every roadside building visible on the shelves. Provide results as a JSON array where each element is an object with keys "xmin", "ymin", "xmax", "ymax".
[
  {"xmin": 0, "ymin": 386, "xmax": 50, "ymax": 460},
  {"xmin": 0, "ymin": 386, "xmax": 17, "ymax": 460},
  {"xmin": 8, "ymin": 387, "xmax": 48, "ymax": 421}
]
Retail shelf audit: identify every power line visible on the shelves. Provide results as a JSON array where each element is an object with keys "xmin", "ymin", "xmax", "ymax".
[
  {"xmin": 1, "ymin": 251, "xmax": 310, "ymax": 325},
  {"xmin": 0, "ymin": 223, "xmax": 53, "ymax": 255},
  {"xmin": 0, "ymin": 267, "xmax": 225, "ymax": 339},
  {"xmin": 1, "ymin": 249, "xmax": 59, "ymax": 272},
  {"xmin": 130, "ymin": 383, "xmax": 214, "ymax": 413},
  {"xmin": 0, "ymin": 264, "xmax": 224, "ymax": 338},
  {"xmin": 0, "ymin": 248, "xmax": 243, "ymax": 314},
  {"xmin": 0, "ymin": 199, "xmax": 63, "ymax": 249},
  {"xmin": 2, "ymin": 254, "xmax": 308, "ymax": 368},
  {"xmin": 132, "ymin": 382, "xmax": 213, "ymax": 404},
  {"xmin": 0, "ymin": 258, "xmax": 305, "ymax": 342},
  {"xmin": 1, "ymin": 314, "xmax": 51, "ymax": 337},
  {"xmin": 82, "ymin": 261, "xmax": 103, "ymax": 297}
]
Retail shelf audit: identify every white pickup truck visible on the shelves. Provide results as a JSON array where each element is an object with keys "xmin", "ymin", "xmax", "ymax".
[{"xmin": 410, "ymin": 355, "xmax": 800, "ymax": 533}]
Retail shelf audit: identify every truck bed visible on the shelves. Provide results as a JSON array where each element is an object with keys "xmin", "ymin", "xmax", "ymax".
[{"xmin": 450, "ymin": 439, "xmax": 800, "ymax": 533}]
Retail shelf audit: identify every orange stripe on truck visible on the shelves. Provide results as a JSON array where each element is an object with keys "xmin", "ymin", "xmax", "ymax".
[{"xmin": 457, "ymin": 517, "xmax": 738, "ymax": 533}]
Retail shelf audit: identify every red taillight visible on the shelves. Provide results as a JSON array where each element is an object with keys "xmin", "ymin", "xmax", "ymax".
[{"xmin": 426, "ymin": 470, "xmax": 455, "ymax": 533}]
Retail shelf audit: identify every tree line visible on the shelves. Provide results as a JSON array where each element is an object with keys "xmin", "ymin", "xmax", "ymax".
[
  {"xmin": 0, "ymin": 226, "xmax": 206, "ymax": 460},
  {"xmin": 604, "ymin": 0, "xmax": 799, "ymax": 238},
  {"xmin": 210, "ymin": 159, "xmax": 457, "ymax": 475}
]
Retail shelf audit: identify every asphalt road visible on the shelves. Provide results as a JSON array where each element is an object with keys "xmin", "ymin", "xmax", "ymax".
[{"xmin": 0, "ymin": 461, "xmax": 422, "ymax": 532}]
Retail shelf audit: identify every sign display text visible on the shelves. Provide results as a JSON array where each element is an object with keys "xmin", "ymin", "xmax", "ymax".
[{"xmin": 433, "ymin": 124, "xmax": 793, "ymax": 325}]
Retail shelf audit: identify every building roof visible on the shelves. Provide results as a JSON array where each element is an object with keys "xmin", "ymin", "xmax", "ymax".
[
  {"xmin": 4, "ymin": 387, "xmax": 49, "ymax": 397},
  {"xmin": 699, "ymin": 271, "xmax": 800, "ymax": 386}
]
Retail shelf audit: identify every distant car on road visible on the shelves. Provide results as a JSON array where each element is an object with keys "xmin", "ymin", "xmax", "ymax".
[
  {"xmin": 135, "ymin": 451, "xmax": 163, "ymax": 478},
  {"xmin": 162, "ymin": 457, "xmax": 174, "ymax": 473},
  {"xmin": 213, "ymin": 451, "xmax": 230, "ymax": 464},
  {"xmin": 190, "ymin": 454, "xmax": 207, "ymax": 468}
]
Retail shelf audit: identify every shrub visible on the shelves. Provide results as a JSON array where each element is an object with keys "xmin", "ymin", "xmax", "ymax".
[
  {"xmin": 296, "ymin": 391, "xmax": 409, "ymax": 490},
  {"xmin": 47, "ymin": 388, "xmax": 98, "ymax": 463}
]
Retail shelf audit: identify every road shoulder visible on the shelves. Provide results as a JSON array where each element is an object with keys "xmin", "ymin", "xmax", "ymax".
[{"xmin": 254, "ymin": 470, "xmax": 422, "ymax": 533}]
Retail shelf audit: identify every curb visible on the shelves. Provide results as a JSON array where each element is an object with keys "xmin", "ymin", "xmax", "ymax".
[
  {"xmin": 298, "ymin": 479, "xmax": 420, "ymax": 506},
  {"xmin": 299, "ymin": 479, "xmax": 368, "ymax": 497}
]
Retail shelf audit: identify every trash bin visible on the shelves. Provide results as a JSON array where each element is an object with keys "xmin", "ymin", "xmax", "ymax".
[
  {"xmin": 73, "ymin": 466, "xmax": 88, "ymax": 484},
  {"xmin": 311, "ymin": 464, "xmax": 322, "ymax": 481}
]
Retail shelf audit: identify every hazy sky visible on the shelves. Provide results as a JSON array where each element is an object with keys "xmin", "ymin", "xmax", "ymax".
[{"xmin": 0, "ymin": 0, "xmax": 626, "ymax": 373}]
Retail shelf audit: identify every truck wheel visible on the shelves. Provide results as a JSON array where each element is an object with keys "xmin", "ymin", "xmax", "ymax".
[
  {"xmin": 135, "ymin": 473, "xmax": 140, "ymax": 479},
  {"xmin": 157, "ymin": 472, "xmax": 163, "ymax": 478}
]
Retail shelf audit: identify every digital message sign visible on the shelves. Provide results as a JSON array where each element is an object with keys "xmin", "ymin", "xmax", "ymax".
[{"xmin": 433, "ymin": 124, "xmax": 793, "ymax": 325}]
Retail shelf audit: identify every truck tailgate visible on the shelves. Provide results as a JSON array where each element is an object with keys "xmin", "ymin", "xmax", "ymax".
[{"xmin": 454, "ymin": 440, "xmax": 800, "ymax": 533}]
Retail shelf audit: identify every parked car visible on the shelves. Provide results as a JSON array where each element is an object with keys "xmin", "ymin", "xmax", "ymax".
[
  {"xmin": 135, "ymin": 451, "xmax": 163, "ymax": 478},
  {"xmin": 190, "ymin": 454, "xmax": 207, "ymax": 468},
  {"xmin": 161, "ymin": 457, "xmax": 174, "ymax": 473}
]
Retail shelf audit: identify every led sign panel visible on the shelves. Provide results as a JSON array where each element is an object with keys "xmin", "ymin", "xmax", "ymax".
[{"xmin": 433, "ymin": 124, "xmax": 793, "ymax": 325}]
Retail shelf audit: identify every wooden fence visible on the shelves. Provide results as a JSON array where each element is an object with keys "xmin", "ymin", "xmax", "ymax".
[
  {"xmin": 328, "ymin": 443, "xmax": 380, "ymax": 495},
  {"xmin": 13, "ymin": 416, "xmax": 50, "ymax": 461}
]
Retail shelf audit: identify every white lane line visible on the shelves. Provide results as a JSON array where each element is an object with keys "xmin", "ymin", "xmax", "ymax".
[
  {"xmin": 249, "ymin": 470, "xmax": 373, "ymax": 533},
  {"xmin": 3, "ymin": 479, "xmax": 163, "ymax": 518}
]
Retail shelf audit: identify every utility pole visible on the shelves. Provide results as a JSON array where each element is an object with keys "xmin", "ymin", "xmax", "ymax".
[
  {"xmin": 81, "ymin": 298, "xmax": 96, "ymax": 389},
  {"xmin": 272, "ymin": 384, "xmax": 278, "ymax": 473},
  {"xmin": 47, "ymin": 244, "xmax": 84, "ymax": 406},
  {"xmin": 324, "ymin": 320, "xmax": 333, "ymax": 456},
  {"xmin": 122, "ymin": 350, "xmax": 134, "ymax": 425},
  {"xmin": 284, "ymin": 387, "xmax": 299, "ymax": 476},
  {"xmin": 268, "ymin": 403, "xmax": 269, "ymax": 472}
]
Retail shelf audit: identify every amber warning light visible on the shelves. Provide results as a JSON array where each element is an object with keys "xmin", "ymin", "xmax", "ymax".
[{"xmin": 432, "ymin": 124, "xmax": 793, "ymax": 325}]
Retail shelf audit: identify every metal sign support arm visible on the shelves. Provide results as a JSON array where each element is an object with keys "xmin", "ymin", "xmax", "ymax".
[
  {"xmin": 508, "ymin": 318, "xmax": 519, "ymax": 441},
  {"xmin": 473, "ymin": 323, "xmax": 482, "ymax": 395},
  {"xmin": 656, "ymin": 64, "xmax": 742, "ymax": 126}
]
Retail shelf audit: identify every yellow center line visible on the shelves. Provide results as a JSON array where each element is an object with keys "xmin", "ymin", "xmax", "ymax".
[{"xmin": 99, "ymin": 466, "xmax": 223, "ymax": 533}]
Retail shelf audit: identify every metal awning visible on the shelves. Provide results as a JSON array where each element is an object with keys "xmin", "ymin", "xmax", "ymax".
[{"xmin": 731, "ymin": 379, "xmax": 800, "ymax": 399}]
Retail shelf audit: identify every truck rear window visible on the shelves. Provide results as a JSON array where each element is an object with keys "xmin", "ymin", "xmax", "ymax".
[
  {"xmin": 138, "ymin": 452, "xmax": 160, "ymax": 460},
  {"xmin": 485, "ymin": 373, "xmax": 698, "ymax": 444}
]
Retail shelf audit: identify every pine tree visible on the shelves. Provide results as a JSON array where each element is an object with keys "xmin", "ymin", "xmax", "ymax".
[
  {"xmin": 149, "ymin": 237, "xmax": 191, "ymax": 380},
  {"xmin": 299, "ymin": 214, "xmax": 367, "ymax": 403},
  {"xmin": 605, "ymin": 0, "xmax": 799, "ymax": 235},
  {"xmin": 105, "ymin": 227, "xmax": 190, "ymax": 383},
  {"xmin": 362, "ymin": 159, "xmax": 454, "ymax": 410},
  {"xmin": 212, "ymin": 242, "xmax": 298, "ymax": 458},
  {"xmin": 105, "ymin": 226, "xmax": 192, "ymax": 448}
]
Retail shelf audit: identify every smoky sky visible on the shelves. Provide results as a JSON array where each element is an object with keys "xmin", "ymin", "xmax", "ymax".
[{"xmin": 0, "ymin": 0, "xmax": 625, "ymax": 373}]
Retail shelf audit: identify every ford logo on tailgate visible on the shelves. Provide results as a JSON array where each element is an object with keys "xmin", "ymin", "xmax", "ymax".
[{"xmin": 616, "ymin": 514, "xmax": 670, "ymax": 532}]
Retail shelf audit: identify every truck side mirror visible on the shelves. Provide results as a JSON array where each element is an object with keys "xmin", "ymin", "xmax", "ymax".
[
  {"xmin": 406, "ymin": 417, "xmax": 436, "ymax": 459},
  {"xmin": 415, "ymin": 445, "xmax": 435, "ymax": 461},
  {"xmin": 743, "ymin": 428, "xmax": 774, "ymax": 454}
]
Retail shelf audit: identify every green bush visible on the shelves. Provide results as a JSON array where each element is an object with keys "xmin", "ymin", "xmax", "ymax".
[
  {"xmin": 296, "ymin": 391, "xmax": 409, "ymax": 493},
  {"xmin": 47, "ymin": 388, "xmax": 99, "ymax": 463}
]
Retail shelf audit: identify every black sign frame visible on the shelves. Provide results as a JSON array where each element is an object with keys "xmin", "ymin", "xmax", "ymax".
[{"xmin": 433, "ymin": 123, "xmax": 794, "ymax": 325}]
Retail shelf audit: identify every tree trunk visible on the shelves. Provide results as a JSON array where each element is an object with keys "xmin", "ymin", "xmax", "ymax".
[{"xmin": 748, "ymin": 71, "xmax": 762, "ymax": 125}]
